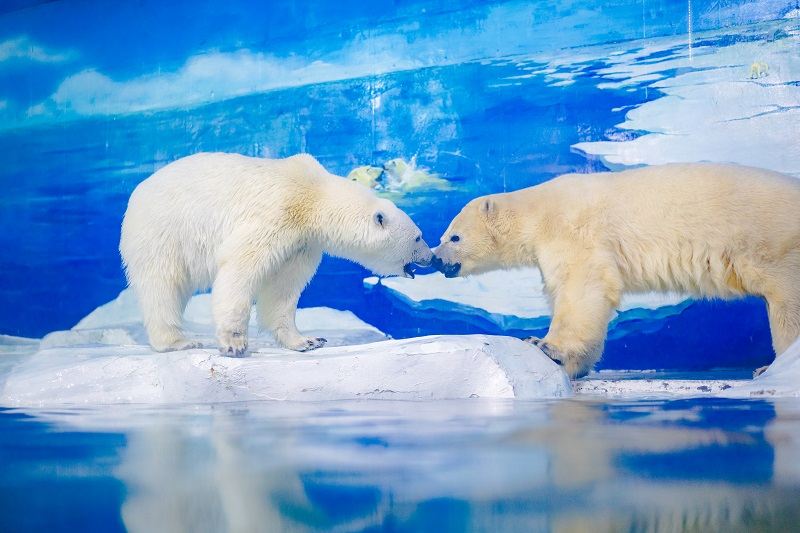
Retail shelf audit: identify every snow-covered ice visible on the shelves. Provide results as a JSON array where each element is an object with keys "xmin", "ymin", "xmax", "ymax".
[
  {"xmin": 0, "ymin": 290, "xmax": 571, "ymax": 406},
  {"xmin": 2, "ymin": 335, "xmax": 571, "ymax": 406},
  {"xmin": 720, "ymin": 337, "xmax": 800, "ymax": 398},
  {"xmin": 575, "ymin": 372, "xmax": 747, "ymax": 399},
  {"xmin": 5, "ymin": 281, "xmax": 800, "ymax": 405},
  {"xmin": 564, "ymin": 19, "xmax": 800, "ymax": 175},
  {"xmin": 365, "ymin": 269, "xmax": 689, "ymax": 329}
]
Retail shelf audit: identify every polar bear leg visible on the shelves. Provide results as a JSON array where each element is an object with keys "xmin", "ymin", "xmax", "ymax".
[
  {"xmin": 538, "ymin": 257, "xmax": 621, "ymax": 378},
  {"xmin": 257, "ymin": 247, "xmax": 325, "ymax": 351},
  {"xmin": 212, "ymin": 259, "xmax": 260, "ymax": 357},
  {"xmin": 134, "ymin": 268, "xmax": 197, "ymax": 352},
  {"xmin": 765, "ymin": 291, "xmax": 800, "ymax": 357}
]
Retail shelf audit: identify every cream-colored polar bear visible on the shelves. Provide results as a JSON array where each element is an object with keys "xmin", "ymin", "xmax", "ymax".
[
  {"xmin": 432, "ymin": 163, "xmax": 800, "ymax": 378},
  {"xmin": 120, "ymin": 152, "xmax": 432, "ymax": 355}
]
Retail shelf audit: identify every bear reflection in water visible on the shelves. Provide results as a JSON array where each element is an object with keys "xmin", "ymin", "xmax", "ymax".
[{"xmin": 76, "ymin": 399, "xmax": 796, "ymax": 532}]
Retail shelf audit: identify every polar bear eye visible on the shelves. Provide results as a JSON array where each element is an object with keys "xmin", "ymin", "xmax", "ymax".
[
  {"xmin": 450, "ymin": 235, "xmax": 460, "ymax": 243},
  {"xmin": 374, "ymin": 212, "xmax": 385, "ymax": 227},
  {"xmin": 415, "ymin": 235, "xmax": 421, "ymax": 242}
]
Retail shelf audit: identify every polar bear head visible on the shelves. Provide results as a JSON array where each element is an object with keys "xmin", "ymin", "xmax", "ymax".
[
  {"xmin": 324, "ymin": 183, "xmax": 432, "ymax": 278},
  {"xmin": 431, "ymin": 194, "xmax": 514, "ymax": 277}
]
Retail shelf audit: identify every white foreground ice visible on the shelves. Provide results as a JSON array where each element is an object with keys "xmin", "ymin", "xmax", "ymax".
[
  {"xmin": 720, "ymin": 337, "xmax": 800, "ymax": 398},
  {"xmin": 0, "ymin": 289, "xmax": 571, "ymax": 406},
  {"xmin": 3, "ymin": 282, "xmax": 800, "ymax": 404},
  {"xmin": 365, "ymin": 269, "xmax": 689, "ymax": 328}
]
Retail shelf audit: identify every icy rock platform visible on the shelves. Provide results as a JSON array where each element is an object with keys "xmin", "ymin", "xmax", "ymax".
[
  {"xmin": 1, "ymin": 335, "xmax": 571, "ymax": 405},
  {"xmin": 0, "ymin": 290, "xmax": 571, "ymax": 406}
]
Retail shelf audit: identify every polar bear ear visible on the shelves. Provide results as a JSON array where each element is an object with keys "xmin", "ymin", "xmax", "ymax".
[
  {"xmin": 480, "ymin": 199, "xmax": 496, "ymax": 218},
  {"xmin": 373, "ymin": 211, "xmax": 386, "ymax": 228}
]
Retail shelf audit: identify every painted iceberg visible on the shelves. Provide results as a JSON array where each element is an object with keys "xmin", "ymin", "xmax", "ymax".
[{"xmin": 364, "ymin": 268, "xmax": 689, "ymax": 331}]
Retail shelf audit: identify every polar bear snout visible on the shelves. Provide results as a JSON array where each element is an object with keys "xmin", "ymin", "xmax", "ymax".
[
  {"xmin": 412, "ymin": 237, "xmax": 433, "ymax": 267},
  {"xmin": 431, "ymin": 255, "xmax": 462, "ymax": 278}
]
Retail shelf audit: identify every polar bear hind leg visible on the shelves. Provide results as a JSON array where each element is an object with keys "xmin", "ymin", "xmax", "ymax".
[
  {"xmin": 763, "ymin": 261, "xmax": 800, "ymax": 356},
  {"xmin": 132, "ymin": 263, "xmax": 199, "ymax": 352}
]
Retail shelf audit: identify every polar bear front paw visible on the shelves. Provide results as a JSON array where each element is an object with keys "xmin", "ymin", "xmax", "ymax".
[
  {"xmin": 288, "ymin": 337, "xmax": 327, "ymax": 352},
  {"xmin": 523, "ymin": 336, "xmax": 563, "ymax": 366},
  {"xmin": 218, "ymin": 331, "xmax": 248, "ymax": 357}
]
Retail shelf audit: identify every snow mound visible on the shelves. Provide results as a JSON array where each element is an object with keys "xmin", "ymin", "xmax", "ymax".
[
  {"xmin": 1, "ymin": 335, "xmax": 571, "ymax": 406},
  {"xmin": 365, "ymin": 269, "xmax": 688, "ymax": 329},
  {"xmin": 720, "ymin": 338, "xmax": 800, "ymax": 398}
]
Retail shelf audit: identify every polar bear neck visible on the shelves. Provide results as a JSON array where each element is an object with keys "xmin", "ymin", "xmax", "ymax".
[{"xmin": 307, "ymin": 177, "xmax": 377, "ymax": 256}]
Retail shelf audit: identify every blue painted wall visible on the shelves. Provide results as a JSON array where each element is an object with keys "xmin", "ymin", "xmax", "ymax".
[{"xmin": 1, "ymin": 0, "xmax": 798, "ymax": 369}]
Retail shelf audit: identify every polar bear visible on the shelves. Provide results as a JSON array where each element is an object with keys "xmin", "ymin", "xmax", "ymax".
[
  {"xmin": 120, "ymin": 152, "xmax": 432, "ymax": 355},
  {"xmin": 432, "ymin": 163, "xmax": 800, "ymax": 378}
]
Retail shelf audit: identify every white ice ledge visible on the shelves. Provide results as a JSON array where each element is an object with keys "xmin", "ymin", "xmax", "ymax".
[
  {"xmin": 1, "ymin": 335, "xmax": 571, "ymax": 406},
  {"xmin": 0, "ymin": 289, "xmax": 571, "ymax": 406}
]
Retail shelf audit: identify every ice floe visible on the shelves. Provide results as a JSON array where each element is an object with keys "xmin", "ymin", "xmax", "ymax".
[
  {"xmin": 364, "ymin": 268, "xmax": 689, "ymax": 330},
  {"xmin": 563, "ymin": 19, "xmax": 800, "ymax": 175},
  {"xmin": 0, "ymin": 290, "xmax": 571, "ymax": 406}
]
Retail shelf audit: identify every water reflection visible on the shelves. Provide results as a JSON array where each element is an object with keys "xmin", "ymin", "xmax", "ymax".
[{"xmin": 3, "ymin": 399, "xmax": 800, "ymax": 532}]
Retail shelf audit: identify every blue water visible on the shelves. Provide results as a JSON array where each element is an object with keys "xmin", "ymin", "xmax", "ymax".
[{"xmin": 2, "ymin": 397, "xmax": 799, "ymax": 532}]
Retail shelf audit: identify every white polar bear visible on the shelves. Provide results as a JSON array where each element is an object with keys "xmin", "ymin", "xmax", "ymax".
[
  {"xmin": 120, "ymin": 152, "xmax": 432, "ymax": 355},
  {"xmin": 432, "ymin": 163, "xmax": 800, "ymax": 378}
]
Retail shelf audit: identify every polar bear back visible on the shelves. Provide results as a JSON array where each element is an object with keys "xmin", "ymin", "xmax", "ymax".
[
  {"xmin": 512, "ymin": 163, "xmax": 800, "ymax": 295},
  {"xmin": 120, "ymin": 153, "xmax": 330, "ymax": 289}
]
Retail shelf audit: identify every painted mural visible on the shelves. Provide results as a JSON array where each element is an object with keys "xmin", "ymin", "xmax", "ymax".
[{"xmin": 1, "ymin": 0, "xmax": 799, "ymax": 370}]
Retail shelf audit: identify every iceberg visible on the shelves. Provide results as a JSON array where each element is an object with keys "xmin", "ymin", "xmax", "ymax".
[{"xmin": 0, "ymin": 290, "xmax": 571, "ymax": 406}]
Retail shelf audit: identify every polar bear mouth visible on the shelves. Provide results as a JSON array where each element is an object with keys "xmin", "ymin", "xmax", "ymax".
[{"xmin": 402, "ymin": 263, "xmax": 416, "ymax": 279}]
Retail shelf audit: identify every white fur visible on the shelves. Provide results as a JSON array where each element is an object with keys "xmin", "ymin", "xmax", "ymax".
[
  {"xmin": 434, "ymin": 163, "xmax": 800, "ymax": 377},
  {"xmin": 120, "ymin": 152, "xmax": 430, "ymax": 354}
]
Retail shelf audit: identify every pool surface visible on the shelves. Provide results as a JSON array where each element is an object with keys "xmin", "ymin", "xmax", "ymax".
[{"xmin": 2, "ymin": 396, "xmax": 799, "ymax": 532}]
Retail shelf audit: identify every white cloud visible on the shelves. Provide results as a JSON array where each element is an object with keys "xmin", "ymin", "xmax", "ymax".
[
  {"xmin": 31, "ymin": 38, "xmax": 426, "ymax": 118},
  {"xmin": 0, "ymin": 36, "xmax": 75, "ymax": 64},
  {"xmin": 22, "ymin": 1, "xmax": 605, "ymax": 121}
]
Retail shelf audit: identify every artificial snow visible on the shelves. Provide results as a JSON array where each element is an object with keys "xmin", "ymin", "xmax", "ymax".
[
  {"xmin": 720, "ymin": 337, "xmax": 800, "ymax": 398},
  {"xmin": 575, "ymin": 373, "xmax": 747, "ymax": 398},
  {"xmin": 0, "ymin": 290, "xmax": 571, "ymax": 406}
]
